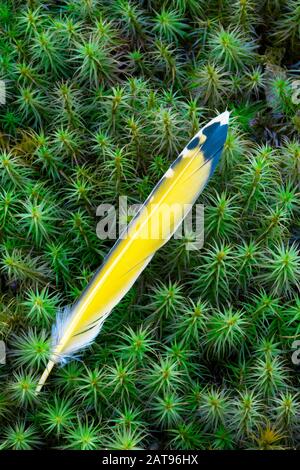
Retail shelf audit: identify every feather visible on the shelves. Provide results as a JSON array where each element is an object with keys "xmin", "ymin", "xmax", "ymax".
[{"xmin": 36, "ymin": 111, "xmax": 230, "ymax": 392}]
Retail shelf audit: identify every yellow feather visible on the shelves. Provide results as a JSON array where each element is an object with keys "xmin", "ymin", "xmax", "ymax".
[{"xmin": 36, "ymin": 111, "xmax": 229, "ymax": 393}]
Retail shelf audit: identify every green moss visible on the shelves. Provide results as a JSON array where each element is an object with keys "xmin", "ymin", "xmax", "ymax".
[{"xmin": 0, "ymin": 0, "xmax": 299, "ymax": 451}]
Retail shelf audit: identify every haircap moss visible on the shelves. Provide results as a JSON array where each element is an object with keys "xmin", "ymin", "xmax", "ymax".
[{"xmin": 0, "ymin": 0, "xmax": 299, "ymax": 451}]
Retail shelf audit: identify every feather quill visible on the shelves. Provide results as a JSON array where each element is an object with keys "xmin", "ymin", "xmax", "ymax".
[{"xmin": 36, "ymin": 111, "xmax": 229, "ymax": 392}]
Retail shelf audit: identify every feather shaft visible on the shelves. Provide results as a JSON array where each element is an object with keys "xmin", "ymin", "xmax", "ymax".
[{"xmin": 37, "ymin": 111, "xmax": 229, "ymax": 392}]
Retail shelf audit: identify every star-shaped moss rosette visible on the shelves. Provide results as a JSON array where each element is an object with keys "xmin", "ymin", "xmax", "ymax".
[{"xmin": 0, "ymin": 0, "xmax": 299, "ymax": 451}]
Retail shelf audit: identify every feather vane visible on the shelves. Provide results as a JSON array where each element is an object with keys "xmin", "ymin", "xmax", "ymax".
[{"xmin": 36, "ymin": 111, "xmax": 229, "ymax": 392}]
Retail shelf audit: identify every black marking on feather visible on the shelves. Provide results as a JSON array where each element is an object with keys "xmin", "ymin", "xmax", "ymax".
[
  {"xmin": 71, "ymin": 121, "xmax": 228, "ymax": 316},
  {"xmin": 74, "ymin": 322, "xmax": 99, "ymax": 337},
  {"xmin": 88, "ymin": 316, "xmax": 103, "ymax": 327},
  {"xmin": 202, "ymin": 121, "xmax": 220, "ymax": 140},
  {"xmin": 187, "ymin": 136, "xmax": 200, "ymax": 150},
  {"xmin": 201, "ymin": 122, "xmax": 228, "ymax": 161},
  {"xmin": 181, "ymin": 146, "xmax": 223, "ymax": 185},
  {"xmin": 77, "ymin": 310, "xmax": 113, "ymax": 337}
]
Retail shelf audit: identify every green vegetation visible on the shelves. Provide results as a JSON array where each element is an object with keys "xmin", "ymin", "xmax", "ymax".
[{"xmin": 0, "ymin": 0, "xmax": 299, "ymax": 450}]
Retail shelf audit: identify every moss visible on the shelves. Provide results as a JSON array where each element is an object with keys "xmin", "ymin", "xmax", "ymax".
[{"xmin": 0, "ymin": 0, "xmax": 299, "ymax": 450}]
